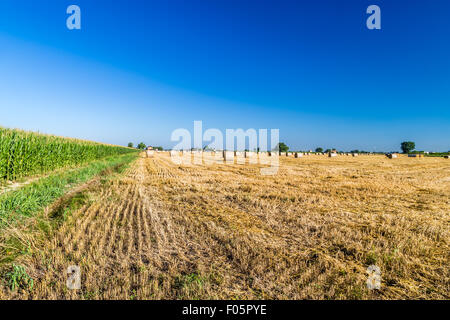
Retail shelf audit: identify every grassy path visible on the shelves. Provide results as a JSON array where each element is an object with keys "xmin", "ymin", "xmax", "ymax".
[{"xmin": 0, "ymin": 153, "xmax": 138, "ymax": 265}]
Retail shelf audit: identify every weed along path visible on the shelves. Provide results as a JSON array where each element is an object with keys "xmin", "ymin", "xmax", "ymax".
[{"xmin": 1, "ymin": 153, "xmax": 449, "ymax": 299}]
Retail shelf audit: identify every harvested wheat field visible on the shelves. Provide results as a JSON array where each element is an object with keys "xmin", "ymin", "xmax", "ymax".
[{"xmin": 1, "ymin": 153, "xmax": 449, "ymax": 299}]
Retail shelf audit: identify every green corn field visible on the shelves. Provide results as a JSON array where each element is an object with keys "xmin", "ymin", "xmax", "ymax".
[{"xmin": 0, "ymin": 127, "xmax": 137, "ymax": 182}]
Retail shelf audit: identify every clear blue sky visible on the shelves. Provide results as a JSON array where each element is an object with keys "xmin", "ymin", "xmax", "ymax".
[{"xmin": 0, "ymin": 0, "xmax": 449, "ymax": 152}]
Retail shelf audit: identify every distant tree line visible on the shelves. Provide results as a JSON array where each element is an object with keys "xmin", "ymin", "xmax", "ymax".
[{"xmin": 126, "ymin": 140, "xmax": 448, "ymax": 155}]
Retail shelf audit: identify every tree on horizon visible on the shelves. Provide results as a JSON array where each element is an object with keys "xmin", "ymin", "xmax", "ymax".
[{"xmin": 401, "ymin": 141, "xmax": 415, "ymax": 154}]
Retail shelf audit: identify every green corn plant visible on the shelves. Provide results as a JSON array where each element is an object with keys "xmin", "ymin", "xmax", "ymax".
[{"xmin": 0, "ymin": 127, "xmax": 137, "ymax": 183}]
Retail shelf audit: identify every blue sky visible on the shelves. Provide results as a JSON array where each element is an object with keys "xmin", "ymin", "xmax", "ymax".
[{"xmin": 0, "ymin": 0, "xmax": 449, "ymax": 151}]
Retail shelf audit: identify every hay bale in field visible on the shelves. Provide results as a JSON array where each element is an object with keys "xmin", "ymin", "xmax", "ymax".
[
  {"xmin": 408, "ymin": 154, "xmax": 424, "ymax": 158},
  {"xmin": 203, "ymin": 150, "xmax": 222, "ymax": 165},
  {"xmin": 352, "ymin": 153, "xmax": 358, "ymax": 157},
  {"xmin": 170, "ymin": 150, "xmax": 188, "ymax": 165},
  {"xmin": 192, "ymin": 150, "xmax": 203, "ymax": 165},
  {"xmin": 444, "ymin": 155, "xmax": 449, "ymax": 159},
  {"xmin": 146, "ymin": 146, "xmax": 154, "ymax": 158},
  {"xmin": 287, "ymin": 152, "xmax": 293, "ymax": 156},
  {"xmin": 386, "ymin": 153, "xmax": 398, "ymax": 159},
  {"xmin": 259, "ymin": 151, "xmax": 268, "ymax": 156},
  {"xmin": 328, "ymin": 152, "xmax": 338, "ymax": 157},
  {"xmin": 245, "ymin": 151, "xmax": 257, "ymax": 163},
  {"xmin": 245, "ymin": 151, "xmax": 255, "ymax": 158},
  {"xmin": 235, "ymin": 151, "xmax": 245, "ymax": 164},
  {"xmin": 223, "ymin": 151, "xmax": 234, "ymax": 163},
  {"xmin": 295, "ymin": 152, "xmax": 303, "ymax": 158},
  {"xmin": 259, "ymin": 152, "xmax": 270, "ymax": 165}
]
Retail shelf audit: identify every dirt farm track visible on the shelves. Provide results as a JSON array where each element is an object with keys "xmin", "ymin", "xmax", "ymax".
[{"xmin": 1, "ymin": 153, "xmax": 449, "ymax": 299}]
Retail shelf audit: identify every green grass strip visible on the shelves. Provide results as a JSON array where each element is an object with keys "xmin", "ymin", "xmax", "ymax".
[{"xmin": 0, "ymin": 153, "xmax": 137, "ymax": 228}]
